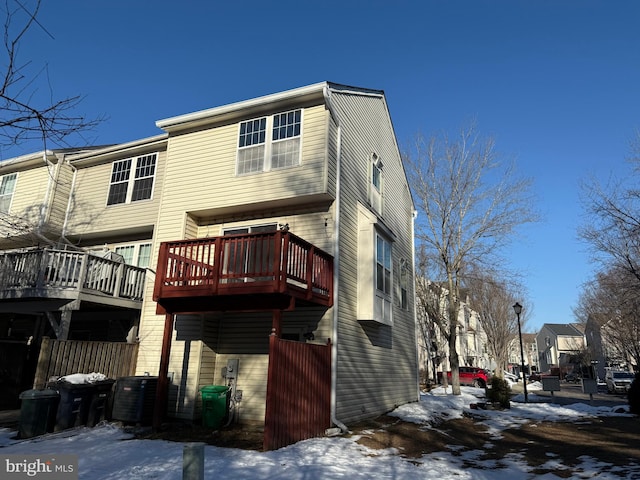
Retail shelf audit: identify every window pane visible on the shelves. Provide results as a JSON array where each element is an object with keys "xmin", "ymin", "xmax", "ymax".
[
  {"xmin": 137, "ymin": 244, "xmax": 152, "ymax": 268},
  {"xmin": 115, "ymin": 246, "xmax": 135, "ymax": 264},
  {"xmin": 376, "ymin": 235, "xmax": 392, "ymax": 294},
  {"xmin": 0, "ymin": 173, "xmax": 17, "ymax": 195},
  {"xmin": 111, "ymin": 159, "xmax": 131, "ymax": 183},
  {"xmin": 239, "ymin": 117, "xmax": 266, "ymax": 147},
  {"xmin": 272, "ymin": 109, "xmax": 301, "ymax": 141},
  {"xmin": 0, "ymin": 173, "xmax": 17, "ymax": 213},
  {"xmin": 107, "ymin": 182, "xmax": 128, "ymax": 205},
  {"xmin": 372, "ymin": 164, "xmax": 381, "ymax": 191},
  {"xmin": 132, "ymin": 178, "xmax": 153, "ymax": 201},
  {"xmin": 237, "ymin": 145, "xmax": 265, "ymax": 174},
  {"xmin": 271, "ymin": 138, "xmax": 300, "ymax": 169}
]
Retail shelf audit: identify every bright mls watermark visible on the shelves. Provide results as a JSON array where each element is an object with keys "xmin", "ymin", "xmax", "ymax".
[{"xmin": 1, "ymin": 455, "xmax": 77, "ymax": 479}]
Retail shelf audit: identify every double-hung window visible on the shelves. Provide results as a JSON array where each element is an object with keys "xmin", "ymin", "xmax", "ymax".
[
  {"xmin": 0, "ymin": 173, "xmax": 17, "ymax": 213},
  {"xmin": 237, "ymin": 109, "xmax": 302, "ymax": 175},
  {"xmin": 107, "ymin": 153, "xmax": 157, "ymax": 206}
]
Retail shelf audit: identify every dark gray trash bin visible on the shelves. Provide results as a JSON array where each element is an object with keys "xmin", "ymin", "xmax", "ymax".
[
  {"xmin": 18, "ymin": 389, "xmax": 60, "ymax": 439},
  {"xmin": 87, "ymin": 379, "xmax": 115, "ymax": 427},
  {"xmin": 51, "ymin": 381, "xmax": 94, "ymax": 431}
]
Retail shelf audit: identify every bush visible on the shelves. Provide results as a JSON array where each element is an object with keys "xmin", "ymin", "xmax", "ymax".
[
  {"xmin": 485, "ymin": 377, "xmax": 511, "ymax": 409},
  {"xmin": 628, "ymin": 373, "xmax": 640, "ymax": 415}
]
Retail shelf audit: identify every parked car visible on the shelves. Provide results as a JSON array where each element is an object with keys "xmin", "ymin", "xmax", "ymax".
[
  {"xmin": 502, "ymin": 371, "xmax": 519, "ymax": 383},
  {"xmin": 605, "ymin": 370, "xmax": 635, "ymax": 394},
  {"xmin": 439, "ymin": 367, "xmax": 490, "ymax": 388},
  {"xmin": 564, "ymin": 373, "xmax": 580, "ymax": 383}
]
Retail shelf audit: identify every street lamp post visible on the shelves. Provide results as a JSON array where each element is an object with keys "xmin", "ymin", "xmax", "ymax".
[{"xmin": 513, "ymin": 302, "xmax": 528, "ymax": 403}]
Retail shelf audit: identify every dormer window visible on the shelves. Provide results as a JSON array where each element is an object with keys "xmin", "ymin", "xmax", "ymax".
[{"xmin": 237, "ymin": 109, "xmax": 302, "ymax": 175}]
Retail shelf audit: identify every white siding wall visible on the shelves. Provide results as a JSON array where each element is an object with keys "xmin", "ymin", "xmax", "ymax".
[{"xmin": 328, "ymin": 90, "xmax": 417, "ymax": 423}]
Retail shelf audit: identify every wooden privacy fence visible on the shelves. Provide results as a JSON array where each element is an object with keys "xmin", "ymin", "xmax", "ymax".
[
  {"xmin": 33, "ymin": 337, "xmax": 139, "ymax": 389},
  {"xmin": 264, "ymin": 336, "xmax": 332, "ymax": 450}
]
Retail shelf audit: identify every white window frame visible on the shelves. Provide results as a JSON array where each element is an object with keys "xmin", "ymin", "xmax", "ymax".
[
  {"xmin": 236, "ymin": 109, "xmax": 302, "ymax": 175},
  {"xmin": 0, "ymin": 172, "xmax": 17, "ymax": 213},
  {"xmin": 370, "ymin": 153, "xmax": 383, "ymax": 214},
  {"xmin": 375, "ymin": 232, "xmax": 393, "ymax": 326},
  {"xmin": 114, "ymin": 242, "xmax": 152, "ymax": 267},
  {"xmin": 107, "ymin": 153, "xmax": 157, "ymax": 206}
]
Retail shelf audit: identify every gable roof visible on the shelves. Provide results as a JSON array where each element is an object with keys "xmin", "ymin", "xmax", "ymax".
[
  {"xmin": 541, "ymin": 323, "xmax": 583, "ymax": 336},
  {"xmin": 155, "ymin": 82, "xmax": 385, "ymax": 134}
]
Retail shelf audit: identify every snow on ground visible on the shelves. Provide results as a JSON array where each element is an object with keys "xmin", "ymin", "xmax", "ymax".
[{"xmin": 0, "ymin": 386, "xmax": 635, "ymax": 480}]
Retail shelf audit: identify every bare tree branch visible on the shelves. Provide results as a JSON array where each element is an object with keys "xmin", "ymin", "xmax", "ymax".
[{"xmin": 406, "ymin": 122, "xmax": 538, "ymax": 394}]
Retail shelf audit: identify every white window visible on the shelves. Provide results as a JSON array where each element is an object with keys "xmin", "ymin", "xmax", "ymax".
[
  {"xmin": 107, "ymin": 153, "xmax": 157, "ymax": 205},
  {"xmin": 370, "ymin": 153, "xmax": 383, "ymax": 214},
  {"xmin": 0, "ymin": 173, "xmax": 17, "ymax": 213},
  {"xmin": 375, "ymin": 233, "xmax": 392, "ymax": 325},
  {"xmin": 376, "ymin": 234, "xmax": 391, "ymax": 295},
  {"xmin": 237, "ymin": 110, "xmax": 302, "ymax": 175},
  {"xmin": 115, "ymin": 243, "xmax": 152, "ymax": 267}
]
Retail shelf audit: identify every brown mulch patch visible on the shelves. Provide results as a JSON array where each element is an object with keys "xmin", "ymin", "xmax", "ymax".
[
  {"xmin": 134, "ymin": 422, "xmax": 265, "ymax": 451},
  {"xmin": 350, "ymin": 414, "xmax": 640, "ymax": 476},
  {"xmin": 136, "ymin": 413, "xmax": 640, "ymax": 476}
]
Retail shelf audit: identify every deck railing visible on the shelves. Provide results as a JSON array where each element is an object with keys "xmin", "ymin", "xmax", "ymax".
[
  {"xmin": 154, "ymin": 231, "xmax": 333, "ymax": 306},
  {"xmin": 0, "ymin": 248, "xmax": 147, "ymax": 300}
]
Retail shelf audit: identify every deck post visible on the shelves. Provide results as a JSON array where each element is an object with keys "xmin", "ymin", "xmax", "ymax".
[{"xmin": 154, "ymin": 312, "xmax": 175, "ymax": 431}]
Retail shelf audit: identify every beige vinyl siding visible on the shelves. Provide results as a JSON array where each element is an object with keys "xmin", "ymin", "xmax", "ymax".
[
  {"xmin": 48, "ymin": 161, "xmax": 74, "ymax": 230},
  {"xmin": 328, "ymin": 90, "xmax": 417, "ymax": 423},
  {"xmin": 64, "ymin": 149, "xmax": 166, "ymax": 238},
  {"xmin": 154, "ymin": 104, "xmax": 329, "ymax": 241},
  {"xmin": 3, "ymin": 165, "xmax": 51, "ymax": 225},
  {"xmin": 136, "ymin": 104, "xmax": 334, "ymax": 421}
]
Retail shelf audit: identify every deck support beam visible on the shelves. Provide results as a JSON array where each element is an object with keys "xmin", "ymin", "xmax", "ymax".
[{"xmin": 154, "ymin": 312, "xmax": 175, "ymax": 431}]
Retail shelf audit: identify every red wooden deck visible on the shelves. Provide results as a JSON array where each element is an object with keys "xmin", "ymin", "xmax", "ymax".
[{"xmin": 153, "ymin": 231, "xmax": 333, "ymax": 314}]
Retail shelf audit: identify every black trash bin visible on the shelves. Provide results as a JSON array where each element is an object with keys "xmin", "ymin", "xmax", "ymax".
[
  {"xmin": 51, "ymin": 381, "xmax": 95, "ymax": 431},
  {"xmin": 86, "ymin": 379, "xmax": 115, "ymax": 427},
  {"xmin": 18, "ymin": 388, "xmax": 60, "ymax": 439}
]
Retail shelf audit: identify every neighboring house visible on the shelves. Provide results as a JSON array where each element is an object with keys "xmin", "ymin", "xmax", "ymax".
[
  {"xmin": 0, "ymin": 146, "xmax": 151, "ymax": 407},
  {"xmin": 507, "ymin": 332, "xmax": 538, "ymax": 377},
  {"xmin": 536, "ymin": 323, "xmax": 585, "ymax": 373},
  {"xmin": 586, "ymin": 315, "xmax": 637, "ymax": 377},
  {"xmin": 416, "ymin": 281, "xmax": 491, "ymax": 383}
]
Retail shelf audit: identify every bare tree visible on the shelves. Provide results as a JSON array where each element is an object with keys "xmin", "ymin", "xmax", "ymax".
[
  {"xmin": 465, "ymin": 273, "xmax": 522, "ymax": 377},
  {"xmin": 406, "ymin": 123, "xmax": 537, "ymax": 394},
  {"xmin": 578, "ymin": 268, "xmax": 640, "ymax": 369},
  {"xmin": 579, "ymin": 132, "xmax": 640, "ymax": 369},
  {"xmin": 0, "ymin": 0, "xmax": 100, "ymax": 155}
]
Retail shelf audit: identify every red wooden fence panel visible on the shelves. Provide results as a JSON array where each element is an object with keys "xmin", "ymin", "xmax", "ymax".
[{"xmin": 264, "ymin": 336, "xmax": 332, "ymax": 450}]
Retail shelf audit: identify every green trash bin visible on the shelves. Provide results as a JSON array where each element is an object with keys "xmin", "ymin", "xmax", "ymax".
[
  {"xmin": 18, "ymin": 389, "xmax": 60, "ymax": 439},
  {"xmin": 200, "ymin": 385, "xmax": 230, "ymax": 429}
]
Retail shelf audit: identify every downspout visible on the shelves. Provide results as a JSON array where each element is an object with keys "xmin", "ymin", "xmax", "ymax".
[
  {"xmin": 61, "ymin": 159, "xmax": 78, "ymax": 238},
  {"xmin": 324, "ymin": 85, "xmax": 348, "ymax": 435},
  {"xmin": 411, "ymin": 209, "xmax": 420, "ymax": 399},
  {"xmin": 39, "ymin": 151, "xmax": 55, "ymax": 231}
]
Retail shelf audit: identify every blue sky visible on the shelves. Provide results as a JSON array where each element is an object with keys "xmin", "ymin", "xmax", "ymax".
[{"xmin": 6, "ymin": 1, "xmax": 640, "ymax": 332}]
